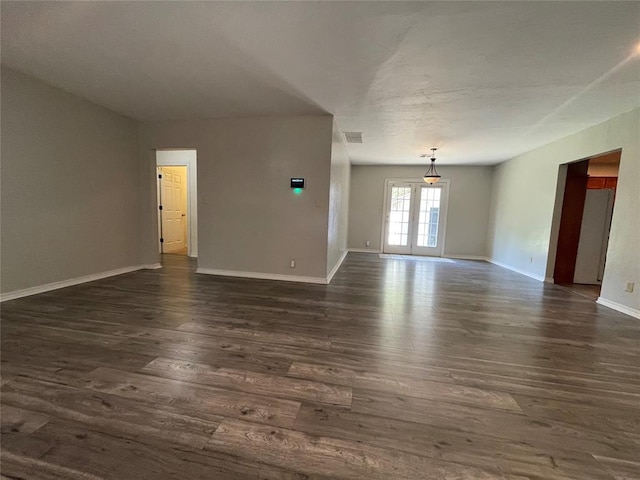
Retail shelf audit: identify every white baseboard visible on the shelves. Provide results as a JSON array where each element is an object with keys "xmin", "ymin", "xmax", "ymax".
[
  {"xmin": 444, "ymin": 254, "xmax": 488, "ymax": 261},
  {"xmin": 350, "ymin": 250, "xmax": 488, "ymax": 262},
  {"xmin": 0, "ymin": 265, "xmax": 146, "ymax": 302},
  {"xmin": 596, "ymin": 297, "xmax": 640, "ymax": 320},
  {"xmin": 327, "ymin": 250, "xmax": 348, "ymax": 284},
  {"xmin": 379, "ymin": 253, "xmax": 455, "ymax": 263},
  {"xmin": 486, "ymin": 258, "xmax": 545, "ymax": 282},
  {"xmin": 196, "ymin": 267, "xmax": 327, "ymax": 285},
  {"xmin": 143, "ymin": 263, "xmax": 162, "ymax": 270},
  {"xmin": 544, "ymin": 276, "xmax": 554, "ymax": 283}
]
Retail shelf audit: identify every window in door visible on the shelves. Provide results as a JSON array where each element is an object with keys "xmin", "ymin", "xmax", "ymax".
[
  {"xmin": 388, "ymin": 185, "xmax": 412, "ymax": 247},
  {"xmin": 417, "ymin": 186, "xmax": 441, "ymax": 248}
]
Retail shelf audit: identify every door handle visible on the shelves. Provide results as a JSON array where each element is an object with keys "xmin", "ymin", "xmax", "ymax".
[{"xmin": 181, "ymin": 214, "xmax": 186, "ymax": 217}]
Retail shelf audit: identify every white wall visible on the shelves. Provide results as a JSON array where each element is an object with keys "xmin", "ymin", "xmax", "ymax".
[
  {"xmin": 1, "ymin": 67, "xmax": 141, "ymax": 294},
  {"xmin": 327, "ymin": 123, "xmax": 350, "ymax": 276},
  {"xmin": 348, "ymin": 165, "xmax": 493, "ymax": 257},
  {"xmin": 487, "ymin": 108, "xmax": 639, "ymax": 312},
  {"xmin": 139, "ymin": 116, "xmax": 334, "ymax": 281}
]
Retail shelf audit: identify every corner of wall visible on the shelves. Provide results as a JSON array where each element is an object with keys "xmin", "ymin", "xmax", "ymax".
[{"xmin": 326, "ymin": 121, "xmax": 351, "ymax": 277}]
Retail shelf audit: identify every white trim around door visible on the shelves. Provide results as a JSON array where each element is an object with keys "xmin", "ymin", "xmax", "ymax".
[{"xmin": 156, "ymin": 150, "xmax": 198, "ymax": 257}]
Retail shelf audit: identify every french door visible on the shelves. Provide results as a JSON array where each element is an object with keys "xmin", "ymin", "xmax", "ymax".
[{"xmin": 383, "ymin": 180, "xmax": 448, "ymax": 256}]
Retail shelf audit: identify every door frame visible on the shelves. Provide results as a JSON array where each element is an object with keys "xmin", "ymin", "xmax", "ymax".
[
  {"xmin": 156, "ymin": 150, "xmax": 198, "ymax": 257},
  {"xmin": 380, "ymin": 178, "xmax": 450, "ymax": 257},
  {"xmin": 546, "ymin": 149, "xmax": 621, "ymax": 284}
]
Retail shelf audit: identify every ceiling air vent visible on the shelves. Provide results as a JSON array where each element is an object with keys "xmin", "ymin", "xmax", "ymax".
[{"xmin": 343, "ymin": 132, "xmax": 363, "ymax": 144}]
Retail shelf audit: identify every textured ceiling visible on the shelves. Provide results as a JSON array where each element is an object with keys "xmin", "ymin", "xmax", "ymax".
[{"xmin": 2, "ymin": 1, "xmax": 639, "ymax": 165}]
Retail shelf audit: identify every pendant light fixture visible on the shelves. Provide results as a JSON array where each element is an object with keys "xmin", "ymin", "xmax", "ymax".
[{"xmin": 422, "ymin": 148, "xmax": 441, "ymax": 184}]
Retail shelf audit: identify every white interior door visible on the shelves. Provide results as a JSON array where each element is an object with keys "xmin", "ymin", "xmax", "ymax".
[
  {"xmin": 574, "ymin": 189, "xmax": 614, "ymax": 284},
  {"xmin": 383, "ymin": 181, "xmax": 448, "ymax": 256},
  {"xmin": 159, "ymin": 166, "xmax": 188, "ymax": 254}
]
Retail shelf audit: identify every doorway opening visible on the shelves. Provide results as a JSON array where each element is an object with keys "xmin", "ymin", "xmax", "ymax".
[
  {"xmin": 381, "ymin": 179, "xmax": 449, "ymax": 257},
  {"xmin": 548, "ymin": 150, "xmax": 620, "ymax": 300},
  {"xmin": 155, "ymin": 150, "xmax": 198, "ymax": 258}
]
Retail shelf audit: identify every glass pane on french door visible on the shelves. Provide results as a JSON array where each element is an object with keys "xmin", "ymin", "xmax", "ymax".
[
  {"xmin": 384, "ymin": 183, "xmax": 413, "ymax": 254},
  {"xmin": 388, "ymin": 186, "xmax": 412, "ymax": 247},
  {"xmin": 417, "ymin": 187, "xmax": 441, "ymax": 247},
  {"xmin": 412, "ymin": 185, "xmax": 444, "ymax": 256}
]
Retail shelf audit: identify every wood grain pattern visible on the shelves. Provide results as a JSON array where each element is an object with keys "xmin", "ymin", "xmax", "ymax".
[
  {"xmin": 451, "ymin": 370, "xmax": 640, "ymax": 409},
  {"xmin": 178, "ymin": 320, "xmax": 333, "ymax": 349},
  {"xmin": 207, "ymin": 418, "xmax": 510, "ymax": 480},
  {"xmin": 15, "ymin": 419, "xmax": 307, "ymax": 480},
  {"xmin": 142, "ymin": 357, "xmax": 353, "ymax": 406},
  {"xmin": 1, "ymin": 405, "xmax": 49, "ymax": 434},
  {"xmin": 294, "ymin": 403, "xmax": 615, "ymax": 480},
  {"xmin": 2, "ymin": 253, "xmax": 639, "ymax": 479},
  {"xmin": 593, "ymin": 455, "xmax": 640, "ymax": 480},
  {"xmin": 84, "ymin": 367, "xmax": 301, "ymax": 428},
  {"xmin": 288, "ymin": 361, "xmax": 521, "ymax": 411},
  {"xmin": 1, "ymin": 449, "xmax": 104, "ymax": 480},
  {"xmin": 2, "ymin": 376, "xmax": 222, "ymax": 449}
]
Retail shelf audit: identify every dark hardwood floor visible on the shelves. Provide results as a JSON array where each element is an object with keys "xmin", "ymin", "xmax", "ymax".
[
  {"xmin": 1, "ymin": 253, "xmax": 639, "ymax": 479},
  {"xmin": 558, "ymin": 283, "xmax": 602, "ymax": 302}
]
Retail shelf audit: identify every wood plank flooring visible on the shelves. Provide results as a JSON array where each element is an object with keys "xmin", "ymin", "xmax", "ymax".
[{"xmin": 1, "ymin": 253, "xmax": 639, "ymax": 479}]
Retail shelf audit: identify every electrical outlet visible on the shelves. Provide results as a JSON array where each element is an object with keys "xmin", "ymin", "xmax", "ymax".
[
  {"xmin": 625, "ymin": 282, "xmax": 634, "ymax": 293},
  {"xmin": 290, "ymin": 259, "xmax": 296, "ymax": 269},
  {"xmin": 366, "ymin": 240, "xmax": 370, "ymax": 247}
]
